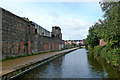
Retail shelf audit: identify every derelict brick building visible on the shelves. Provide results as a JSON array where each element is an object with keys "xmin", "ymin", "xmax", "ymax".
[
  {"xmin": 51, "ymin": 26, "xmax": 62, "ymax": 40},
  {"xmin": 0, "ymin": 7, "xmax": 64, "ymax": 59}
]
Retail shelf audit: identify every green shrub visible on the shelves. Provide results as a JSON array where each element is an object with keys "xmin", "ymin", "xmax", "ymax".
[
  {"xmin": 93, "ymin": 46, "xmax": 103, "ymax": 58},
  {"xmin": 89, "ymin": 43, "xmax": 120, "ymax": 67}
]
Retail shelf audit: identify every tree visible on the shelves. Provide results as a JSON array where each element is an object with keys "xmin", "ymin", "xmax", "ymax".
[
  {"xmin": 85, "ymin": 2, "xmax": 120, "ymax": 49},
  {"xmin": 100, "ymin": 2, "xmax": 120, "ymax": 43}
]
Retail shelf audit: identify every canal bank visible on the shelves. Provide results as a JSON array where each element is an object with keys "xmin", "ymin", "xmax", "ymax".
[
  {"xmin": 0, "ymin": 48, "xmax": 78, "ymax": 80},
  {"xmin": 87, "ymin": 46, "xmax": 120, "ymax": 72},
  {"xmin": 14, "ymin": 49, "xmax": 120, "ymax": 79}
]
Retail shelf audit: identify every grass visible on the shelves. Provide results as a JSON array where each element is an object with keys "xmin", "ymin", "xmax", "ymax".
[{"xmin": 1, "ymin": 47, "xmax": 75, "ymax": 62}]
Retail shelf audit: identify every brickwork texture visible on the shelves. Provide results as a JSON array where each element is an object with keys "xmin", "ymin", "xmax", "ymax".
[{"xmin": 1, "ymin": 8, "xmax": 64, "ymax": 59}]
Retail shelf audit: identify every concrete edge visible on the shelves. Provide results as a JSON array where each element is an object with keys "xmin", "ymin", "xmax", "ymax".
[{"xmin": 1, "ymin": 48, "xmax": 78, "ymax": 80}]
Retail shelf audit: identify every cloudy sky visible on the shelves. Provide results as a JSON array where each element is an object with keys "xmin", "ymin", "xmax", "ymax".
[{"xmin": 0, "ymin": 0, "xmax": 104, "ymax": 40}]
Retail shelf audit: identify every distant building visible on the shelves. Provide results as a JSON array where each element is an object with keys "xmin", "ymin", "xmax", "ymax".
[
  {"xmin": 74, "ymin": 40, "xmax": 82, "ymax": 45},
  {"xmin": 64, "ymin": 39, "xmax": 85, "ymax": 46},
  {"xmin": 99, "ymin": 39, "xmax": 106, "ymax": 46},
  {"xmin": 22, "ymin": 17, "xmax": 51, "ymax": 37},
  {"xmin": 64, "ymin": 40, "xmax": 73, "ymax": 45},
  {"xmin": 51, "ymin": 26, "xmax": 62, "ymax": 40},
  {"xmin": 32, "ymin": 21, "xmax": 51, "ymax": 37}
]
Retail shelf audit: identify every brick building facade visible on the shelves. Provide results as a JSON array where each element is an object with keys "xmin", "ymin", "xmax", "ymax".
[
  {"xmin": 51, "ymin": 26, "xmax": 62, "ymax": 40},
  {"xmin": 0, "ymin": 7, "xmax": 64, "ymax": 59}
]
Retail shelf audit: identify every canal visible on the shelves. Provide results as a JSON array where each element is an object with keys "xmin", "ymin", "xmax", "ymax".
[{"xmin": 15, "ymin": 49, "xmax": 120, "ymax": 79}]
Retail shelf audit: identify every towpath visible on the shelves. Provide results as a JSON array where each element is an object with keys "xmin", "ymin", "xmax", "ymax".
[{"xmin": 0, "ymin": 48, "xmax": 77, "ymax": 77}]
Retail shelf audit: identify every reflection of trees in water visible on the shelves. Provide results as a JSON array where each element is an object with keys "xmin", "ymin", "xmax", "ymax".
[
  {"xmin": 87, "ymin": 54, "xmax": 105, "ymax": 78},
  {"xmin": 87, "ymin": 54, "xmax": 120, "ymax": 78},
  {"xmin": 87, "ymin": 54, "xmax": 104, "ymax": 71}
]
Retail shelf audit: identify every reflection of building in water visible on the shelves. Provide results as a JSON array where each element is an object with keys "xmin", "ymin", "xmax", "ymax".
[{"xmin": 53, "ymin": 56, "xmax": 65, "ymax": 68}]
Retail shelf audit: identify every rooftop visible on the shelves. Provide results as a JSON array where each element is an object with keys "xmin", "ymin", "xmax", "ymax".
[{"xmin": 32, "ymin": 21, "xmax": 50, "ymax": 32}]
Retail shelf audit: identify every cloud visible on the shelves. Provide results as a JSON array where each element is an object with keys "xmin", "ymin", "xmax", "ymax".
[
  {"xmin": 1, "ymin": 0, "xmax": 119, "ymax": 2},
  {"xmin": 28, "ymin": 15, "xmax": 90, "ymax": 40},
  {"xmin": 55, "ymin": 17, "xmax": 91, "ymax": 39},
  {"xmin": 1, "ymin": 0, "xmax": 101, "ymax": 2},
  {"xmin": 0, "ymin": 2, "xmax": 97, "ymax": 40},
  {"xmin": 43, "ymin": 16, "xmax": 90, "ymax": 40}
]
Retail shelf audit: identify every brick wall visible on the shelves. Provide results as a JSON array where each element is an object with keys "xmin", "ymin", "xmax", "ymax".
[
  {"xmin": 52, "ymin": 26, "xmax": 62, "ymax": 40},
  {"xmin": 0, "ymin": 7, "xmax": 2, "ymax": 60},
  {"xmin": 1, "ymin": 8, "xmax": 64, "ymax": 59},
  {"xmin": 2, "ymin": 9, "xmax": 32, "ymax": 58},
  {"xmin": 34, "ymin": 35, "xmax": 64, "ymax": 53},
  {"xmin": 99, "ymin": 39, "xmax": 106, "ymax": 46}
]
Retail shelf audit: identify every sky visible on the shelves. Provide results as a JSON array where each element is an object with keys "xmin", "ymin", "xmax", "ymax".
[{"xmin": 0, "ymin": 0, "xmax": 104, "ymax": 40}]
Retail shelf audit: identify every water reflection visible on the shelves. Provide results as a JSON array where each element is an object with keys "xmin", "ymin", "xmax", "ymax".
[
  {"xmin": 87, "ymin": 52, "xmax": 120, "ymax": 78},
  {"xmin": 15, "ymin": 49, "xmax": 120, "ymax": 79},
  {"xmin": 17, "ymin": 55, "xmax": 65, "ymax": 78},
  {"xmin": 87, "ymin": 54, "xmax": 108, "ymax": 78}
]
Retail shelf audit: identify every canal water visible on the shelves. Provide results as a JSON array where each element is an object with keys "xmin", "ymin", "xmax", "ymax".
[{"xmin": 16, "ymin": 49, "xmax": 120, "ymax": 79}]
